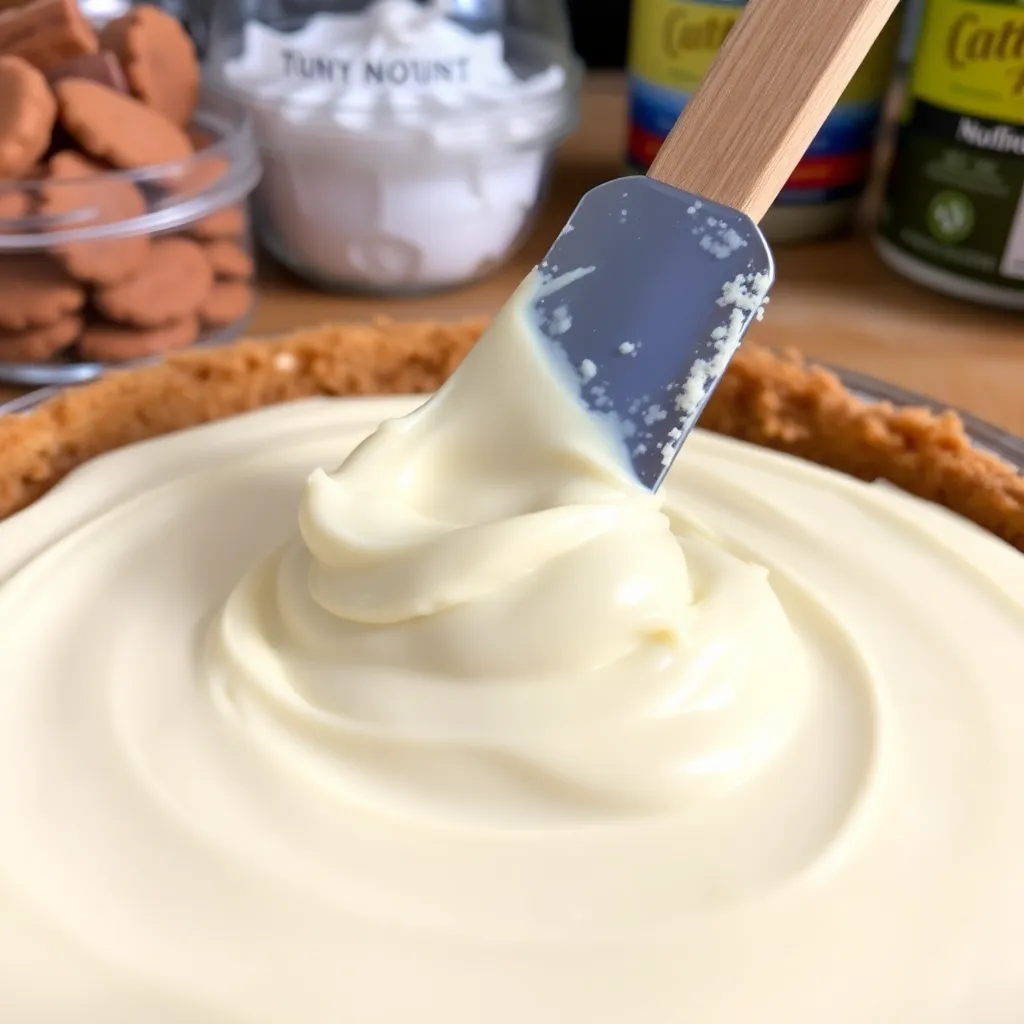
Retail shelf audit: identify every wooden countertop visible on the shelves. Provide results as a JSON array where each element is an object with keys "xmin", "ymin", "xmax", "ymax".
[{"xmin": 5, "ymin": 75, "xmax": 1023, "ymax": 431}]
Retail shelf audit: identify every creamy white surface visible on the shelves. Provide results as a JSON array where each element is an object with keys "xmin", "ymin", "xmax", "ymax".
[
  {"xmin": 219, "ymin": 0, "xmax": 568, "ymax": 288},
  {"xmin": 223, "ymin": 1, "xmax": 567, "ymax": 144},
  {"xmin": 1, "ymin": 289, "xmax": 1024, "ymax": 1018}
]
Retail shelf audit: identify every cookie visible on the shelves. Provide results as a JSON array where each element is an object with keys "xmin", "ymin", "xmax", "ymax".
[
  {"xmin": 99, "ymin": 6, "xmax": 198, "ymax": 128},
  {"xmin": 0, "ymin": 158, "xmax": 39, "ymax": 224},
  {"xmin": 0, "ymin": 254, "xmax": 84, "ymax": 329},
  {"xmin": 0, "ymin": 313, "xmax": 80, "ymax": 362},
  {"xmin": 77, "ymin": 314, "xmax": 198, "ymax": 362},
  {"xmin": 55, "ymin": 78, "xmax": 192, "ymax": 169},
  {"xmin": 0, "ymin": 56, "xmax": 57, "ymax": 179},
  {"xmin": 39, "ymin": 150, "xmax": 150, "ymax": 284},
  {"xmin": 190, "ymin": 204, "xmax": 247, "ymax": 241},
  {"xmin": 159, "ymin": 151, "xmax": 226, "ymax": 197},
  {"xmin": 203, "ymin": 240, "xmax": 254, "ymax": 280},
  {"xmin": 197, "ymin": 280, "xmax": 253, "ymax": 328},
  {"xmin": 0, "ymin": 186, "xmax": 31, "ymax": 221},
  {"xmin": 44, "ymin": 50, "xmax": 128, "ymax": 92},
  {"xmin": 157, "ymin": 154, "xmax": 250, "ymax": 240},
  {"xmin": 187, "ymin": 126, "xmax": 214, "ymax": 150},
  {"xmin": 93, "ymin": 236, "xmax": 213, "ymax": 326},
  {"xmin": 0, "ymin": 0, "xmax": 97, "ymax": 72}
]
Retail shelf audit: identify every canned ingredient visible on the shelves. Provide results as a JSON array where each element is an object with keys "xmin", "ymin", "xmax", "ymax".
[
  {"xmin": 877, "ymin": 0, "xmax": 1024, "ymax": 310},
  {"xmin": 626, "ymin": 0, "xmax": 901, "ymax": 242},
  {"xmin": 627, "ymin": 0, "xmax": 743, "ymax": 173}
]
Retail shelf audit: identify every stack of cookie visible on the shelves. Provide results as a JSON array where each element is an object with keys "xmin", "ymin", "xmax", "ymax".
[{"xmin": 0, "ymin": 0, "xmax": 256, "ymax": 365}]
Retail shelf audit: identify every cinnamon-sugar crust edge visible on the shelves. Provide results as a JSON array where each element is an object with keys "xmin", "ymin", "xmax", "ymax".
[{"xmin": 0, "ymin": 319, "xmax": 1021, "ymax": 551}]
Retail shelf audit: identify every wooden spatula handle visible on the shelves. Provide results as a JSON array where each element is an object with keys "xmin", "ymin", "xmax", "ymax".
[{"xmin": 648, "ymin": 0, "xmax": 901, "ymax": 223}]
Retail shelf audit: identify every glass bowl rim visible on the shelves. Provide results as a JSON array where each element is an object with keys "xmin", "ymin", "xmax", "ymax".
[
  {"xmin": 828, "ymin": 363, "xmax": 1024, "ymax": 470},
  {"xmin": 0, "ymin": 89, "xmax": 261, "ymax": 250}
]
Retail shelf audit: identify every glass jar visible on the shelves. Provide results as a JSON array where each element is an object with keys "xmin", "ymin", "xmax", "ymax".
[
  {"xmin": 0, "ymin": 88, "xmax": 262, "ymax": 388},
  {"xmin": 205, "ymin": 0, "xmax": 582, "ymax": 294}
]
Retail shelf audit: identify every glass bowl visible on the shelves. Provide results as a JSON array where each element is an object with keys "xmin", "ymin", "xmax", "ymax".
[
  {"xmin": 0, "ymin": 89, "xmax": 262, "ymax": 388},
  {"xmin": 204, "ymin": 0, "xmax": 582, "ymax": 294}
]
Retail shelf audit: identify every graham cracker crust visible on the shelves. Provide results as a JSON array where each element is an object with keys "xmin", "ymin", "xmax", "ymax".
[{"xmin": 0, "ymin": 321, "xmax": 1021, "ymax": 550}]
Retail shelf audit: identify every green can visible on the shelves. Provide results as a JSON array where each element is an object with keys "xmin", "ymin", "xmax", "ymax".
[{"xmin": 877, "ymin": 0, "xmax": 1024, "ymax": 310}]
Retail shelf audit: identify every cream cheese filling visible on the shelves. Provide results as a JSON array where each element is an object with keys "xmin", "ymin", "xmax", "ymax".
[
  {"xmin": 0, "ymin": 280, "xmax": 1022, "ymax": 1021},
  {"xmin": 204, "ymin": 275, "xmax": 809, "ymax": 825}
]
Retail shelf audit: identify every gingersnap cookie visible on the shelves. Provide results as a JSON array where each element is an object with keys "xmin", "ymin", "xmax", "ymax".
[
  {"xmin": 157, "ymin": 155, "xmax": 250, "ymax": 240},
  {"xmin": 187, "ymin": 126, "xmax": 214, "ymax": 150},
  {"xmin": 99, "ymin": 5, "xmax": 198, "ymax": 128},
  {"xmin": 54, "ymin": 78, "xmax": 192, "ymax": 169},
  {"xmin": 197, "ymin": 280, "xmax": 253, "ymax": 328},
  {"xmin": 203, "ymin": 240, "xmax": 254, "ymax": 280},
  {"xmin": 0, "ymin": 0, "xmax": 97, "ymax": 72},
  {"xmin": 45, "ymin": 50, "xmax": 129, "ymax": 93},
  {"xmin": 0, "ymin": 56, "xmax": 57, "ymax": 179},
  {"xmin": 0, "ymin": 186, "xmax": 31, "ymax": 222},
  {"xmin": 0, "ymin": 313, "xmax": 80, "ymax": 362},
  {"xmin": 159, "ymin": 151, "xmax": 226, "ymax": 196},
  {"xmin": 190, "ymin": 204, "xmax": 247, "ymax": 241},
  {"xmin": 93, "ymin": 236, "xmax": 213, "ymax": 326},
  {"xmin": 39, "ymin": 150, "xmax": 150, "ymax": 284},
  {"xmin": 0, "ymin": 254, "xmax": 84, "ymax": 329},
  {"xmin": 77, "ymin": 314, "xmax": 198, "ymax": 362}
]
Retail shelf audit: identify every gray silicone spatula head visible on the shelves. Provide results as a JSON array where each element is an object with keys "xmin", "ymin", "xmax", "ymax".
[
  {"xmin": 522, "ymin": 0, "xmax": 902, "ymax": 490},
  {"xmin": 532, "ymin": 178, "xmax": 773, "ymax": 490}
]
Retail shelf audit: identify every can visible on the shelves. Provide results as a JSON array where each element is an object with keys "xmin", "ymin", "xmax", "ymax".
[
  {"xmin": 876, "ymin": 0, "xmax": 1024, "ymax": 310},
  {"xmin": 625, "ymin": 0, "xmax": 902, "ymax": 242}
]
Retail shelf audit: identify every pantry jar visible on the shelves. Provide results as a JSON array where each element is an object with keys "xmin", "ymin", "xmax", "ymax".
[
  {"xmin": 0, "ymin": 88, "xmax": 261, "ymax": 387},
  {"xmin": 205, "ymin": 0, "xmax": 582, "ymax": 294}
]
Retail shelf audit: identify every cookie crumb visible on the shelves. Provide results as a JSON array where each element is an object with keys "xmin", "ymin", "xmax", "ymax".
[{"xmin": 0, "ymin": 332, "xmax": 1020, "ymax": 555}]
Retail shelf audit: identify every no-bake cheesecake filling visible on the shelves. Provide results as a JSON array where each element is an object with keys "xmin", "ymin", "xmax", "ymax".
[{"xmin": 0, "ymin": 276, "xmax": 1023, "ymax": 1022}]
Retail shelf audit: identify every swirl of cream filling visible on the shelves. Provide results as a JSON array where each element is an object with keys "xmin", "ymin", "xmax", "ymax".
[
  {"xmin": 205, "ymin": 276, "xmax": 811, "ymax": 822},
  {"xmin": 2, "ymin": 388, "xmax": 1023, "ymax": 1021}
]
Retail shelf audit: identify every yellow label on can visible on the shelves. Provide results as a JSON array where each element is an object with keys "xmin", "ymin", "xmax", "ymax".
[
  {"xmin": 627, "ymin": 0, "xmax": 742, "ymax": 93},
  {"xmin": 627, "ymin": 0, "xmax": 899, "ymax": 103},
  {"xmin": 626, "ymin": 0, "xmax": 901, "ymax": 206},
  {"xmin": 847, "ymin": 13, "xmax": 904, "ymax": 103},
  {"xmin": 912, "ymin": 0, "xmax": 1024, "ymax": 123}
]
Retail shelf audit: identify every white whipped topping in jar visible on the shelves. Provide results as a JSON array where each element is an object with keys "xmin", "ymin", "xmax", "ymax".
[
  {"xmin": 226, "ymin": 2, "xmax": 567, "ymax": 143},
  {"xmin": 218, "ymin": 0, "xmax": 576, "ymax": 290},
  {"xmin": 0, "ymin": 273, "xmax": 1023, "ymax": 1020}
]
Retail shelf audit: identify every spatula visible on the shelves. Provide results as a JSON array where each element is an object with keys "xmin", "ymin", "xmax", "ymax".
[{"xmin": 525, "ymin": 0, "xmax": 902, "ymax": 490}]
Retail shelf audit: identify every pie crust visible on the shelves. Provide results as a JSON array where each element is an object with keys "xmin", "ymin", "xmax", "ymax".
[{"xmin": 0, "ymin": 322, "xmax": 1021, "ymax": 551}]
